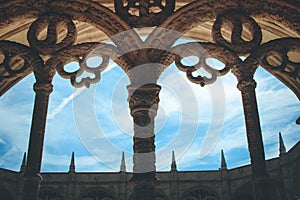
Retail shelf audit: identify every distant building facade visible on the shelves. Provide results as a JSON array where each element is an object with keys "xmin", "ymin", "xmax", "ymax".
[
  {"xmin": 0, "ymin": 0, "xmax": 299, "ymax": 199},
  {"xmin": 0, "ymin": 135, "xmax": 299, "ymax": 200}
]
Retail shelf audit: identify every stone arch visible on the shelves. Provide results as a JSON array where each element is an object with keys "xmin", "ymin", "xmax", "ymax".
[
  {"xmin": 180, "ymin": 185, "xmax": 222, "ymax": 200},
  {"xmin": 146, "ymin": 0, "xmax": 300, "ymax": 47},
  {"xmin": 0, "ymin": 0, "xmax": 141, "ymax": 96},
  {"xmin": 232, "ymin": 179, "xmax": 287, "ymax": 200},
  {"xmin": 156, "ymin": 189, "xmax": 170, "ymax": 200},
  {"xmin": 78, "ymin": 187, "xmax": 114, "ymax": 200},
  {"xmin": 0, "ymin": 184, "xmax": 13, "ymax": 200},
  {"xmin": 0, "ymin": 0, "xmax": 136, "ymax": 41},
  {"xmin": 38, "ymin": 187, "xmax": 64, "ymax": 200}
]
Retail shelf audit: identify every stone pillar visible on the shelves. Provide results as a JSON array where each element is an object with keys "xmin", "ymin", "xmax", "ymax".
[
  {"xmin": 232, "ymin": 59, "xmax": 271, "ymax": 200},
  {"xmin": 128, "ymin": 83, "xmax": 161, "ymax": 200},
  {"xmin": 23, "ymin": 66, "xmax": 54, "ymax": 200}
]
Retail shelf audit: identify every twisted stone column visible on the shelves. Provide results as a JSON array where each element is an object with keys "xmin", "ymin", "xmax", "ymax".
[
  {"xmin": 128, "ymin": 83, "xmax": 161, "ymax": 200},
  {"xmin": 23, "ymin": 66, "xmax": 54, "ymax": 200}
]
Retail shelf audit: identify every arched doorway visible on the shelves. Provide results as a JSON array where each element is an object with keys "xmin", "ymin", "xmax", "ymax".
[
  {"xmin": 78, "ymin": 188, "xmax": 114, "ymax": 200},
  {"xmin": 180, "ymin": 185, "xmax": 221, "ymax": 200}
]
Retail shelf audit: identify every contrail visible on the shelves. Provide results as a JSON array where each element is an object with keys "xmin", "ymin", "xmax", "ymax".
[{"xmin": 48, "ymin": 87, "xmax": 85, "ymax": 119}]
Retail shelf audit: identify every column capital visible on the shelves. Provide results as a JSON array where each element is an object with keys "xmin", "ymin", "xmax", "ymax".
[
  {"xmin": 33, "ymin": 82, "xmax": 53, "ymax": 94},
  {"xmin": 237, "ymin": 79, "xmax": 257, "ymax": 91},
  {"xmin": 232, "ymin": 56, "xmax": 259, "ymax": 91},
  {"xmin": 127, "ymin": 83, "xmax": 161, "ymax": 126},
  {"xmin": 33, "ymin": 63, "xmax": 55, "ymax": 94}
]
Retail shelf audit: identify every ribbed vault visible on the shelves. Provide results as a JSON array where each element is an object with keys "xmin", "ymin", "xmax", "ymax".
[{"xmin": 0, "ymin": 0, "xmax": 299, "ymax": 97}]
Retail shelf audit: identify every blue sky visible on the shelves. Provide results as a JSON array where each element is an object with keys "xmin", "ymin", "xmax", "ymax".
[{"xmin": 0, "ymin": 58, "xmax": 299, "ymax": 172}]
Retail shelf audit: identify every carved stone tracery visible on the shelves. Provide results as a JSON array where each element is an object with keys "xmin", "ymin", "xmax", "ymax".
[
  {"xmin": 27, "ymin": 14, "xmax": 77, "ymax": 55},
  {"xmin": 172, "ymin": 42, "xmax": 241, "ymax": 86},
  {"xmin": 212, "ymin": 9, "xmax": 262, "ymax": 55},
  {"xmin": 0, "ymin": 41, "xmax": 44, "ymax": 95},
  {"xmin": 115, "ymin": 0, "xmax": 175, "ymax": 27},
  {"xmin": 252, "ymin": 37, "xmax": 300, "ymax": 100},
  {"xmin": 181, "ymin": 187, "xmax": 221, "ymax": 200}
]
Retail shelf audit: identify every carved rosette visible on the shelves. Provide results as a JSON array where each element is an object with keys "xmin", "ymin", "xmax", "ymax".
[{"xmin": 115, "ymin": 0, "xmax": 175, "ymax": 27}]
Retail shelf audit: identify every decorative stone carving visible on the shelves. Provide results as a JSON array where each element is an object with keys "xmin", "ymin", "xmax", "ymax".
[
  {"xmin": 212, "ymin": 9, "xmax": 262, "ymax": 55},
  {"xmin": 127, "ymin": 83, "xmax": 161, "ymax": 126},
  {"xmin": 47, "ymin": 42, "xmax": 121, "ymax": 88},
  {"xmin": 252, "ymin": 38, "xmax": 300, "ymax": 100},
  {"xmin": 115, "ymin": 0, "xmax": 175, "ymax": 27},
  {"xmin": 172, "ymin": 42, "xmax": 241, "ymax": 86},
  {"xmin": 79, "ymin": 188, "xmax": 114, "ymax": 200},
  {"xmin": 0, "ymin": 41, "xmax": 43, "ymax": 96},
  {"xmin": 27, "ymin": 14, "xmax": 77, "ymax": 55},
  {"xmin": 181, "ymin": 187, "xmax": 221, "ymax": 200}
]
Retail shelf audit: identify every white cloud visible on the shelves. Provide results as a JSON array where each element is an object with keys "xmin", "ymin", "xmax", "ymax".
[{"xmin": 0, "ymin": 146, "xmax": 24, "ymax": 170}]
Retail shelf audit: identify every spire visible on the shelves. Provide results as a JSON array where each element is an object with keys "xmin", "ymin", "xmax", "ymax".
[
  {"xmin": 279, "ymin": 132, "xmax": 286, "ymax": 156},
  {"xmin": 220, "ymin": 149, "xmax": 227, "ymax": 170},
  {"xmin": 20, "ymin": 152, "xmax": 26, "ymax": 172},
  {"xmin": 120, "ymin": 152, "xmax": 126, "ymax": 172},
  {"xmin": 171, "ymin": 151, "xmax": 177, "ymax": 171},
  {"xmin": 69, "ymin": 152, "xmax": 75, "ymax": 172}
]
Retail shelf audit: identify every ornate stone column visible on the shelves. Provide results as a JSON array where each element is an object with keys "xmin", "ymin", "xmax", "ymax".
[
  {"xmin": 232, "ymin": 58, "xmax": 272, "ymax": 200},
  {"xmin": 128, "ymin": 83, "xmax": 161, "ymax": 200},
  {"xmin": 23, "ymin": 65, "xmax": 55, "ymax": 200}
]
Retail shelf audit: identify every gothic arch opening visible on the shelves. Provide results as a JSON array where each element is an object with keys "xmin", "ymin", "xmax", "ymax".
[
  {"xmin": 78, "ymin": 187, "xmax": 114, "ymax": 200},
  {"xmin": 180, "ymin": 185, "xmax": 221, "ymax": 200}
]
